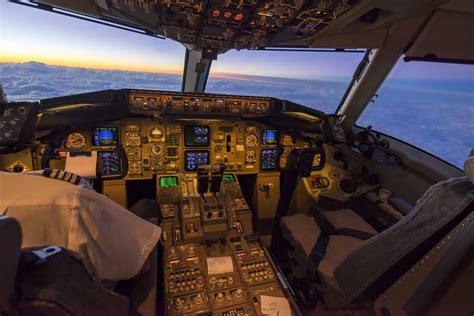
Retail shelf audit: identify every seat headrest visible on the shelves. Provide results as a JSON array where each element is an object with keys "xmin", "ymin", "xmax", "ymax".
[{"xmin": 465, "ymin": 156, "xmax": 474, "ymax": 184}]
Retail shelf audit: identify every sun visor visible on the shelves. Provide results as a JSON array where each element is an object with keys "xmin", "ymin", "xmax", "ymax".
[{"xmin": 405, "ymin": 9, "xmax": 474, "ymax": 64}]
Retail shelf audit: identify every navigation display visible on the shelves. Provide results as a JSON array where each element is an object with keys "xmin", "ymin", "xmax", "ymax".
[
  {"xmin": 184, "ymin": 125, "xmax": 210, "ymax": 147},
  {"xmin": 185, "ymin": 150, "xmax": 209, "ymax": 171},
  {"xmin": 160, "ymin": 176, "xmax": 178, "ymax": 187},
  {"xmin": 262, "ymin": 128, "xmax": 279, "ymax": 145},
  {"xmin": 261, "ymin": 149, "xmax": 279, "ymax": 171},
  {"xmin": 92, "ymin": 126, "xmax": 119, "ymax": 146},
  {"xmin": 98, "ymin": 151, "xmax": 122, "ymax": 176}
]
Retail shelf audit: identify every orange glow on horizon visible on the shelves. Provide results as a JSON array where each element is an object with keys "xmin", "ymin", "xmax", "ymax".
[{"xmin": 0, "ymin": 53, "xmax": 184, "ymax": 75}]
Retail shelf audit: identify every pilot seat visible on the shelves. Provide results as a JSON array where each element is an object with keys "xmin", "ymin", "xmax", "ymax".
[{"xmin": 280, "ymin": 156, "xmax": 474, "ymax": 308}]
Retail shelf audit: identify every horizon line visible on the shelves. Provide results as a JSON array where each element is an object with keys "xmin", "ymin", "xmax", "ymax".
[{"xmin": 0, "ymin": 59, "xmax": 351, "ymax": 83}]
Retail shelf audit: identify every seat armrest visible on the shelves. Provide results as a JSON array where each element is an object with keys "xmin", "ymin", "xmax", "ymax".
[{"xmin": 0, "ymin": 216, "xmax": 22, "ymax": 311}]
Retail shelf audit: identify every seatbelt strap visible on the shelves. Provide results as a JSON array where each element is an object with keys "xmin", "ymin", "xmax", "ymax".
[
  {"xmin": 334, "ymin": 228, "xmax": 374, "ymax": 240},
  {"xmin": 312, "ymin": 208, "xmax": 335, "ymax": 235},
  {"xmin": 307, "ymin": 232, "xmax": 330, "ymax": 280}
]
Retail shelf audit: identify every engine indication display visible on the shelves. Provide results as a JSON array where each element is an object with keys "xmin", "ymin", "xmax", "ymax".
[
  {"xmin": 184, "ymin": 150, "xmax": 209, "ymax": 172},
  {"xmin": 184, "ymin": 125, "xmax": 210, "ymax": 147},
  {"xmin": 98, "ymin": 151, "xmax": 122, "ymax": 176},
  {"xmin": 92, "ymin": 127, "xmax": 119, "ymax": 147},
  {"xmin": 261, "ymin": 149, "xmax": 279, "ymax": 171},
  {"xmin": 262, "ymin": 129, "xmax": 279, "ymax": 145}
]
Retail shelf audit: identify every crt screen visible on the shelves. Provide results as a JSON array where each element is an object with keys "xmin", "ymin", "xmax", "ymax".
[
  {"xmin": 262, "ymin": 129, "xmax": 279, "ymax": 145},
  {"xmin": 98, "ymin": 151, "xmax": 121, "ymax": 176},
  {"xmin": 185, "ymin": 150, "xmax": 210, "ymax": 171},
  {"xmin": 91, "ymin": 126, "xmax": 119, "ymax": 146},
  {"xmin": 261, "ymin": 149, "xmax": 278, "ymax": 171},
  {"xmin": 223, "ymin": 173, "xmax": 236, "ymax": 183},
  {"xmin": 184, "ymin": 125, "xmax": 210, "ymax": 147},
  {"xmin": 160, "ymin": 176, "xmax": 178, "ymax": 187}
]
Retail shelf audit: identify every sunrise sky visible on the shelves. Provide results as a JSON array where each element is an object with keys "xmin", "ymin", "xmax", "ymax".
[{"xmin": 1, "ymin": 1, "xmax": 473, "ymax": 82}]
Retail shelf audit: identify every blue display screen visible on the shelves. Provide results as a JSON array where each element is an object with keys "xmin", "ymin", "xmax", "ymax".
[
  {"xmin": 184, "ymin": 125, "xmax": 210, "ymax": 147},
  {"xmin": 184, "ymin": 150, "xmax": 209, "ymax": 171},
  {"xmin": 91, "ymin": 127, "xmax": 119, "ymax": 146},
  {"xmin": 261, "ymin": 149, "xmax": 279, "ymax": 170},
  {"xmin": 262, "ymin": 129, "xmax": 279, "ymax": 145},
  {"xmin": 98, "ymin": 151, "xmax": 122, "ymax": 176}
]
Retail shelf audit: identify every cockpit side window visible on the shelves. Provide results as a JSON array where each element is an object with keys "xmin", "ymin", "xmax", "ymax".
[{"xmin": 357, "ymin": 58, "xmax": 474, "ymax": 167}]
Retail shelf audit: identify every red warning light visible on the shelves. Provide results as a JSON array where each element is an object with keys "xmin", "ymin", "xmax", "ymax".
[
  {"xmin": 223, "ymin": 11, "xmax": 233, "ymax": 18},
  {"xmin": 234, "ymin": 13, "xmax": 245, "ymax": 21},
  {"xmin": 212, "ymin": 9, "xmax": 221, "ymax": 17}
]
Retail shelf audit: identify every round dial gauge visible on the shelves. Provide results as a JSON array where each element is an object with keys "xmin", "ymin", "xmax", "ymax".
[
  {"xmin": 150, "ymin": 143, "xmax": 164, "ymax": 156},
  {"xmin": 126, "ymin": 132, "xmax": 141, "ymax": 147},
  {"xmin": 245, "ymin": 134, "xmax": 258, "ymax": 148},
  {"xmin": 127, "ymin": 147, "xmax": 142, "ymax": 161},
  {"xmin": 151, "ymin": 156, "xmax": 165, "ymax": 171},
  {"xmin": 66, "ymin": 132, "xmax": 87, "ymax": 150},
  {"xmin": 214, "ymin": 144, "xmax": 224, "ymax": 153},
  {"xmin": 128, "ymin": 161, "xmax": 142, "ymax": 175},
  {"xmin": 246, "ymin": 150, "xmax": 257, "ymax": 163},
  {"xmin": 149, "ymin": 127, "xmax": 164, "ymax": 140}
]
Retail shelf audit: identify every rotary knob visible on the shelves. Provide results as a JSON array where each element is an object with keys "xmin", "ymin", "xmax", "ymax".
[
  {"xmin": 216, "ymin": 292, "xmax": 225, "ymax": 303},
  {"xmin": 174, "ymin": 298, "xmax": 184, "ymax": 311},
  {"xmin": 235, "ymin": 288, "xmax": 243, "ymax": 299},
  {"xmin": 194, "ymin": 294, "xmax": 203, "ymax": 305}
]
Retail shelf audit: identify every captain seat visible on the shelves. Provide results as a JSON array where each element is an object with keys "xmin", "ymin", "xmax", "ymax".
[{"xmin": 281, "ymin": 156, "xmax": 474, "ymax": 308}]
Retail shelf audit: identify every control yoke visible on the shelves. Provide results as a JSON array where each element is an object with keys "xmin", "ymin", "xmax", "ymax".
[{"xmin": 197, "ymin": 164, "xmax": 226, "ymax": 194}]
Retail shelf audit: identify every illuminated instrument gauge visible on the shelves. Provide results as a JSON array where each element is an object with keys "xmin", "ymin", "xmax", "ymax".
[
  {"xmin": 149, "ymin": 127, "xmax": 164, "ymax": 141},
  {"xmin": 126, "ymin": 124, "xmax": 141, "ymax": 132},
  {"xmin": 150, "ymin": 143, "xmax": 164, "ymax": 156},
  {"xmin": 66, "ymin": 132, "xmax": 87, "ymax": 150},
  {"xmin": 127, "ymin": 147, "xmax": 141, "ymax": 161},
  {"xmin": 126, "ymin": 132, "xmax": 141, "ymax": 147},
  {"xmin": 214, "ymin": 144, "xmax": 224, "ymax": 153},
  {"xmin": 245, "ymin": 134, "xmax": 258, "ymax": 148},
  {"xmin": 261, "ymin": 149, "xmax": 278, "ymax": 170},
  {"xmin": 128, "ymin": 161, "xmax": 142, "ymax": 175},
  {"xmin": 282, "ymin": 134, "xmax": 293, "ymax": 146},
  {"xmin": 151, "ymin": 156, "xmax": 165, "ymax": 171},
  {"xmin": 99, "ymin": 151, "xmax": 121, "ymax": 176},
  {"xmin": 245, "ymin": 150, "xmax": 257, "ymax": 164}
]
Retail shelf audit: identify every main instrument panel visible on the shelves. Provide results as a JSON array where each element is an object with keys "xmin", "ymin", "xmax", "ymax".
[{"xmin": 62, "ymin": 118, "xmax": 296, "ymax": 179}]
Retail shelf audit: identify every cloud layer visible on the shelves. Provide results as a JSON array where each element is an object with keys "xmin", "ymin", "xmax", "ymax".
[{"xmin": 1, "ymin": 62, "xmax": 472, "ymax": 167}]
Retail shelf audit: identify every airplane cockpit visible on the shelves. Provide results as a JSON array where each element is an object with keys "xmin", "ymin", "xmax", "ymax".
[{"xmin": 0, "ymin": 0, "xmax": 473, "ymax": 315}]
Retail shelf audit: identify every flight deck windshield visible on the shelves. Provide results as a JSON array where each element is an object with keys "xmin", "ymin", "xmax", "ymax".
[
  {"xmin": 207, "ymin": 49, "xmax": 364, "ymax": 113},
  {"xmin": 0, "ymin": 1, "xmax": 185, "ymax": 101}
]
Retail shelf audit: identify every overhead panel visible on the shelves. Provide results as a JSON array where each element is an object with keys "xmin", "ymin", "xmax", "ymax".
[{"xmin": 32, "ymin": 0, "xmax": 361, "ymax": 55}]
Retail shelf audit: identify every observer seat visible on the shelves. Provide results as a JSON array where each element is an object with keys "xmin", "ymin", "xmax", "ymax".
[{"xmin": 281, "ymin": 156, "xmax": 474, "ymax": 308}]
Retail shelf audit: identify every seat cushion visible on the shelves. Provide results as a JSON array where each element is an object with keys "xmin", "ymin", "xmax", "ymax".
[{"xmin": 280, "ymin": 210, "xmax": 376, "ymax": 281}]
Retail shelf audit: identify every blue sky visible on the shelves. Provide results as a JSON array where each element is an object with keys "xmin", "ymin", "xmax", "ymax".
[{"xmin": 2, "ymin": 1, "xmax": 472, "ymax": 82}]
